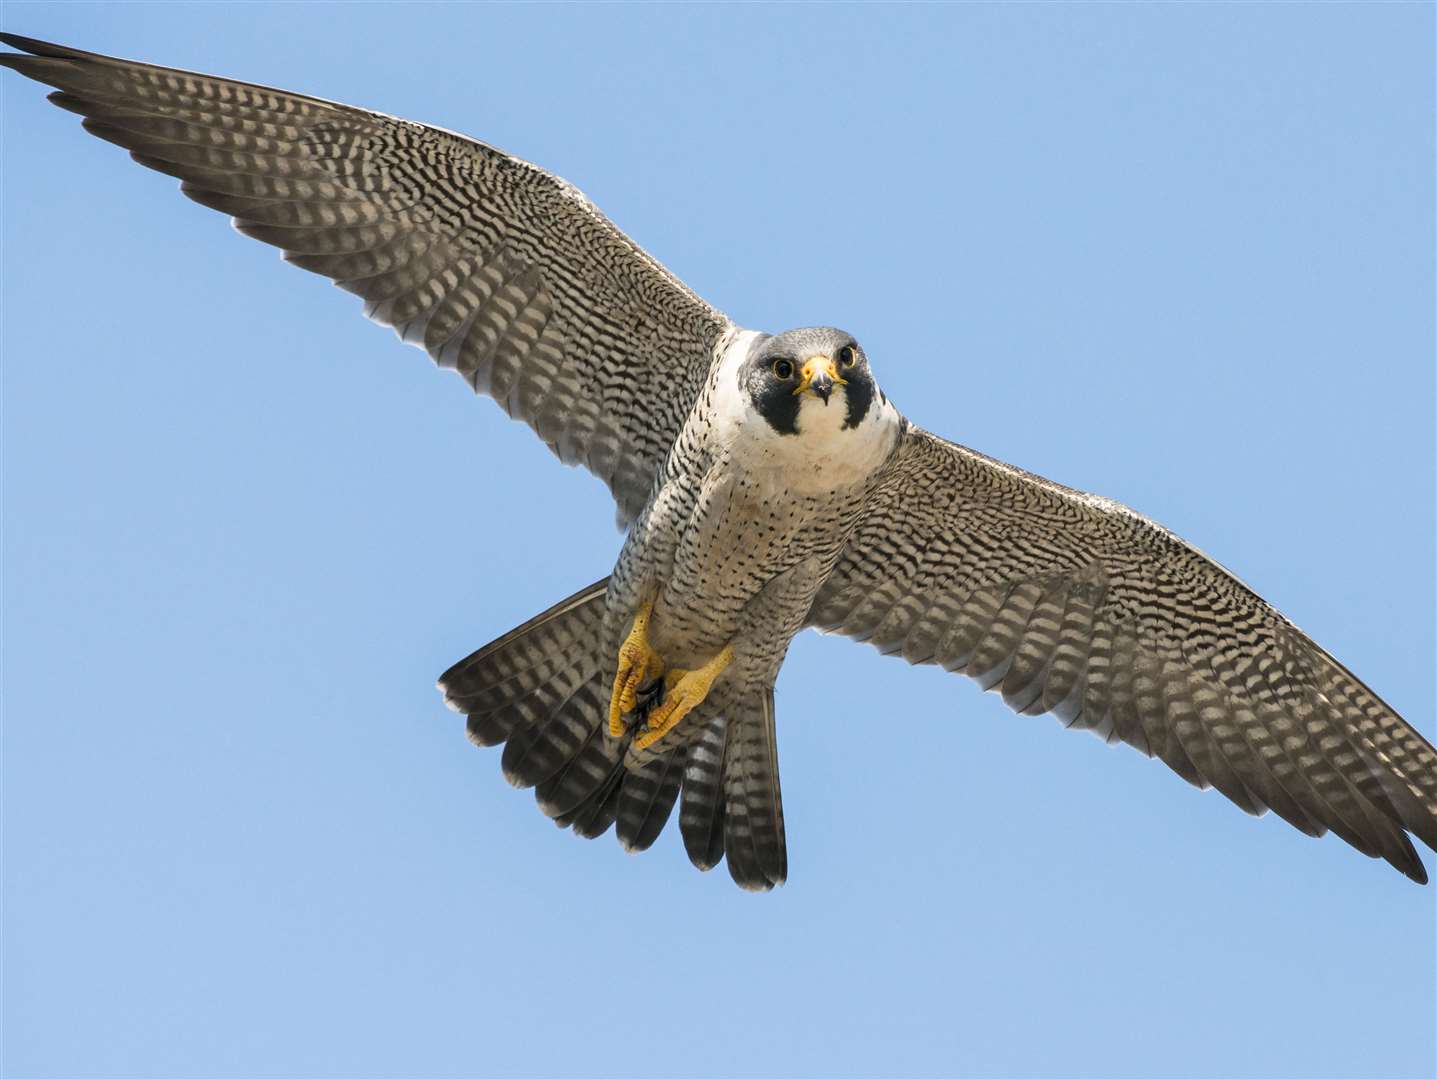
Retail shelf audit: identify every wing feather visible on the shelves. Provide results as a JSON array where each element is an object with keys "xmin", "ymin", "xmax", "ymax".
[
  {"xmin": 810, "ymin": 426, "xmax": 1437, "ymax": 882},
  {"xmin": 0, "ymin": 33, "xmax": 732, "ymax": 523}
]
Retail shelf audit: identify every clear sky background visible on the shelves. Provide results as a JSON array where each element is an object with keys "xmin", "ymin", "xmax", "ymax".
[{"xmin": 3, "ymin": 4, "xmax": 1433, "ymax": 1078}]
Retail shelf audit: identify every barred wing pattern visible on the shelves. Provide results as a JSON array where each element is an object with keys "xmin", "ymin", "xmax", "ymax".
[
  {"xmin": 0, "ymin": 34, "xmax": 730, "ymax": 524},
  {"xmin": 809, "ymin": 427, "xmax": 1437, "ymax": 881}
]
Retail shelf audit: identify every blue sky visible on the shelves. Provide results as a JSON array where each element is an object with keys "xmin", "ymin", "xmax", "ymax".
[{"xmin": 2, "ymin": 4, "xmax": 1432, "ymax": 1078}]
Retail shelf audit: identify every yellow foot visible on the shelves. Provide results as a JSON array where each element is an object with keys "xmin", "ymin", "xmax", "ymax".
[
  {"xmin": 634, "ymin": 644, "xmax": 735, "ymax": 752},
  {"xmin": 609, "ymin": 596, "xmax": 663, "ymax": 737}
]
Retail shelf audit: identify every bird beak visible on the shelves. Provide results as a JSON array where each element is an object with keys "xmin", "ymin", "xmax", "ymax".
[{"xmin": 793, "ymin": 356, "xmax": 846, "ymax": 405}]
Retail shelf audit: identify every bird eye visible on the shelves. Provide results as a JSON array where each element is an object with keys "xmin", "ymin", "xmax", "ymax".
[
  {"xmin": 839, "ymin": 345, "xmax": 858, "ymax": 369},
  {"xmin": 772, "ymin": 358, "xmax": 794, "ymax": 380}
]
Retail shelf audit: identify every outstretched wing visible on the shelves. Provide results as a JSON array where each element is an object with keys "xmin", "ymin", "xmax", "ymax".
[
  {"xmin": 0, "ymin": 34, "xmax": 732, "ymax": 524},
  {"xmin": 809, "ymin": 425, "xmax": 1437, "ymax": 881}
]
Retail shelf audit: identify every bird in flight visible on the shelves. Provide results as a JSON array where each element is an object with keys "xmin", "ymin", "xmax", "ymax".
[{"xmin": 4, "ymin": 32, "xmax": 1433, "ymax": 891}]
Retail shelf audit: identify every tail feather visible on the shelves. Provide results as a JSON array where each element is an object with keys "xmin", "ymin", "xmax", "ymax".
[
  {"xmin": 679, "ymin": 714, "xmax": 729, "ymax": 871},
  {"xmin": 440, "ymin": 580, "xmax": 608, "ymax": 719},
  {"xmin": 439, "ymin": 579, "xmax": 621, "ymax": 826},
  {"xmin": 439, "ymin": 578, "xmax": 789, "ymax": 887},
  {"xmin": 616, "ymin": 747, "xmax": 685, "ymax": 853},
  {"xmin": 535, "ymin": 703, "xmax": 624, "ymax": 819},
  {"xmin": 562, "ymin": 764, "xmax": 625, "ymax": 839},
  {"xmin": 744, "ymin": 693, "xmax": 789, "ymax": 886},
  {"xmin": 717, "ymin": 690, "xmax": 787, "ymax": 891},
  {"xmin": 450, "ymin": 651, "xmax": 586, "ymax": 722},
  {"xmin": 499, "ymin": 667, "xmax": 605, "ymax": 789}
]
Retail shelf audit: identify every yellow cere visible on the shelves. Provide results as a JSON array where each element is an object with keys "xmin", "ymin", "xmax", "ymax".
[{"xmin": 792, "ymin": 355, "xmax": 848, "ymax": 396}]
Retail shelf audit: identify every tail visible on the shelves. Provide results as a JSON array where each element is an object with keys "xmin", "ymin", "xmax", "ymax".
[{"xmin": 437, "ymin": 579, "xmax": 787, "ymax": 890}]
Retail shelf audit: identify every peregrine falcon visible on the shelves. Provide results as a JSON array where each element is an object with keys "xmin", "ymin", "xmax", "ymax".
[{"xmin": 4, "ymin": 33, "xmax": 1434, "ymax": 891}]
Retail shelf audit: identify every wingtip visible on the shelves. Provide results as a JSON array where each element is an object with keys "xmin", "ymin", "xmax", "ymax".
[
  {"xmin": 0, "ymin": 32, "xmax": 87, "ymax": 59},
  {"xmin": 1400, "ymin": 853, "xmax": 1428, "ymax": 886},
  {"xmin": 0, "ymin": 31, "xmax": 40, "ymax": 53},
  {"xmin": 0, "ymin": 47, "xmax": 86, "ymax": 90},
  {"xmin": 1373, "ymin": 833, "xmax": 1429, "ymax": 885}
]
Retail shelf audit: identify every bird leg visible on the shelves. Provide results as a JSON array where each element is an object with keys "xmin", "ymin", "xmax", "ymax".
[
  {"xmin": 609, "ymin": 596, "xmax": 664, "ymax": 737},
  {"xmin": 634, "ymin": 644, "xmax": 735, "ymax": 751}
]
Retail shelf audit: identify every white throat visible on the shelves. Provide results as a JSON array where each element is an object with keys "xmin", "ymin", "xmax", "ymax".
[{"xmin": 709, "ymin": 329, "xmax": 902, "ymax": 494}]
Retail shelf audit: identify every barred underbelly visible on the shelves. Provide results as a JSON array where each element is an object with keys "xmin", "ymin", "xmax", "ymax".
[{"xmin": 648, "ymin": 463, "xmax": 867, "ymax": 671}]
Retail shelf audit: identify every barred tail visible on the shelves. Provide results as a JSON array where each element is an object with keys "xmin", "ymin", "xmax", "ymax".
[
  {"xmin": 438, "ymin": 578, "xmax": 627, "ymax": 839},
  {"xmin": 680, "ymin": 690, "xmax": 787, "ymax": 891},
  {"xmin": 438, "ymin": 579, "xmax": 787, "ymax": 889}
]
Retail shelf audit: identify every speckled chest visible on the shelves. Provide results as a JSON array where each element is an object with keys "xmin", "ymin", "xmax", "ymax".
[
  {"xmin": 644, "ymin": 446, "xmax": 876, "ymax": 665},
  {"xmin": 631, "ymin": 333, "xmax": 898, "ymax": 664}
]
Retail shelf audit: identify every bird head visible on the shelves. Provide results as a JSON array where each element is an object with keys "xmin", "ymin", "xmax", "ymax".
[{"xmin": 742, "ymin": 327, "xmax": 877, "ymax": 438}]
